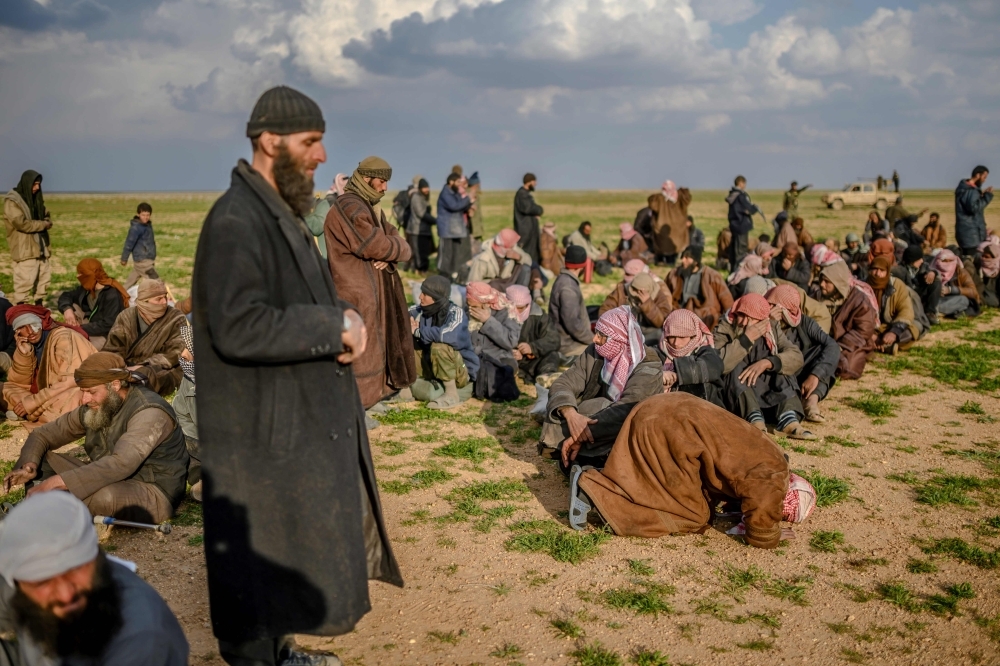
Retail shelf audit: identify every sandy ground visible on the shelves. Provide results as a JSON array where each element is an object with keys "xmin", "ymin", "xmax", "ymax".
[{"xmin": 2, "ymin": 320, "xmax": 999, "ymax": 666}]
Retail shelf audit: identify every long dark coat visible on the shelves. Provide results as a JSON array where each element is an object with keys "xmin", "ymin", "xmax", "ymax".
[
  {"xmin": 193, "ymin": 160, "xmax": 402, "ymax": 643},
  {"xmin": 513, "ymin": 187, "xmax": 543, "ymax": 263}
]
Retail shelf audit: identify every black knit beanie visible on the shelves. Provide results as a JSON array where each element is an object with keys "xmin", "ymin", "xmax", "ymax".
[
  {"xmin": 246, "ymin": 86, "xmax": 325, "ymax": 138},
  {"xmin": 565, "ymin": 245, "xmax": 588, "ymax": 267},
  {"xmin": 902, "ymin": 244, "xmax": 924, "ymax": 266}
]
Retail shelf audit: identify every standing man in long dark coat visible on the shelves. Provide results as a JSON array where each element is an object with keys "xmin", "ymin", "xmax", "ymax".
[
  {"xmin": 514, "ymin": 173, "xmax": 544, "ymax": 263},
  {"xmin": 193, "ymin": 86, "xmax": 402, "ymax": 666}
]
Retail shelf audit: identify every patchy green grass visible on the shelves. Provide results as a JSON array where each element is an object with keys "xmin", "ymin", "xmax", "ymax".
[
  {"xmin": 490, "ymin": 643, "xmax": 523, "ymax": 658},
  {"xmin": 845, "ymin": 391, "xmax": 897, "ymax": 418},
  {"xmin": 942, "ymin": 445, "xmax": 1000, "ymax": 475},
  {"xmin": 810, "ymin": 530, "xmax": 846, "ymax": 553},
  {"xmin": 763, "ymin": 577, "xmax": 812, "ymax": 605},
  {"xmin": 958, "ymin": 400, "xmax": 987, "ymax": 415},
  {"xmin": 601, "ymin": 581, "xmax": 675, "ymax": 616},
  {"xmin": 880, "ymin": 384, "xmax": 924, "ymax": 397},
  {"xmin": 914, "ymin": 474, "xmax": 999, "ymax": 507},
  {"xmin": 877, "ymin": 582, "xmax": 924, "ymax": 613},
  {"xmin": 825, "ymin": 435, "xmax": 862, "ymax": 448},
  {"xmin": 886, "ymin": 471, "xmax": 920, "ymax": 485},
  {"xmin": 797, "ymin": 470, "xmax": 851, "ymax": 507},
  {"xmin": 840, "ymin": 648, "xmax": 868, "ymax": 664},
  {"xmin": 899, "ymin": 343, "xmax": 1000, "ymax": 392},
  {"xmin": 427, "ymin": 629, "xmax": 462, "ymax": 644},
  {"xmin": 375, "ymin": 440, "xmax": 408, "ymax": 456},
  {"xmin": 170, "ymin": 500, "xmax": 203, "ymax": 527},
  {"xmin": 505, "ymin": 520, "xmax": 612, "ymax": 564},
  {"xmin": 432, "ymin": 436, "xmax": 501, "ymax": 463},
  {"xmin": 629, "ymin": 649, "xmax": 670, "ymax": 666},
  {"xmin": 920, "ymin": 538, "xmax": 1000, "ymax": 569},
  {"xmin": 380, "ymin": 467, "xmax": 457, "ymax": 495},
  {"xmin": 627, "ymin": 559, "xmax": 655, "ymax": 576},
  {"xmin": 550, "ymin": 617, "xmax": 585, "ymax": 639},
  {"xmin": 570, "ymin": 641, "xmax": 623, "ymax": 666},
  {"xmin": 0, "ymin": 460, "xmax": 26, "ymax": 506},
  {"xmin": 721, "ymin": 564, "xmax": 768, "ymax": 601},
  {"xmin": 187, "ymin": 534, "xmax": 203, "ymax": 547},
  {"xmin": 736, "ymin": 639, "xmax": 774, "ymax": 651},
  {"xmin": 906, "ymin": 558, "xmax": 938, "ymax": 574}
]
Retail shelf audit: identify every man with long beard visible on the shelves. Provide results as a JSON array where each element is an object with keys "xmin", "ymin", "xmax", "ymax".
[
  {"xmin": 2, "ymin": 351, "xmax": 189, "ymax": 525},
  {"xmin": 193, "ymin": 86, "xmax": 401, "ymax": 666},
  {"xmin": 0, "ymin": 491, "xmax": 188, "ymax": 664}
]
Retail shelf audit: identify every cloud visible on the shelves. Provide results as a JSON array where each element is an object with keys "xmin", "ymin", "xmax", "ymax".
[
  {"xmin": 690, "ymin": 0, "xmax": 761, "ymax": 26},
  {"xmin": 696, "ymin": 113, "xmax": 730, "ymax": 132}
]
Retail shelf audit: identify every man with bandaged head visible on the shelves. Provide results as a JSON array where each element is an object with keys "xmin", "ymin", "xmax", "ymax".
[
  {"xmin": 2, "ymin": 351, "xmax": 189, "ymax": 524},
  {"xmin": 102, "ymin": 279, "xmax": 187, "ymax": 396},
  {"xmin": 0, "ymin": 491, "xmax": 188, "ymax": 664}
]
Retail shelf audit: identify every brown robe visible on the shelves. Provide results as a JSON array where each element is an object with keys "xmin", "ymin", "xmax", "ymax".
[
  {"xmin": 324, "ymin": 192, "xmax": 417, "ymax": 408},
  {"xmin": 648, "ymin": 190, "xmax": 692, "ymax": 257},
  {"xmin": 665, "ymin": 266, "xmax": 734, "ymax": 330},
  {"xmin": 579, "ymin": 393, "xmax": 788, "ymax": 549},
  {"xmin": 103, "ymin": 307, "xmax": 187, "ymax": 396},
  {"xmin": 921, "ymin": 222, "xmax": 947, "ymax": 251},
  {"xmin": 612, "ymin": 234, "xmax": 652, "ymax": 266},
  {"xmin": 540, "ymin": 230, "xmax": 564, "ymax": 275},
  {"xmin": 830, "ymin": 288, "xmax": 877, "ymax": 379},
  {"xmin": 4, "ymin": 327, "xmax": 97, "ymax": 428},
  {"xmin": 597, "ymin": 281, "xmax": 673, "ymax": 328}
]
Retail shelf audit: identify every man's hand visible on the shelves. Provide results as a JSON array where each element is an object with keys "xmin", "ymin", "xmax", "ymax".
[
  {"xmin": 120, "ymin": 261, "xmax": 127, "ymax": 267},
  {"xmin": 372, "ymin": 261, "xmax": 388, "ymax": 271},
  {"xmin": 26, "ymin": 474, "xmax": 67, "ymax": 497},
  {"xmin": 918, "ymin": 208, "xmax": 929, "ymax": 217},
  {"xmin": 782, "ymin": 257, "xmax": 792, "ymax": 271},
  {"xmin": 744, "ymin": 320, "xmax": 771, "ymax": 342},
  {"xmin": 512, "ymin": 349, "xmax": 523, "ymax": 361},
  {"xmin": 516, "ymin": 342, "xmax": 533, "ymax": 357},
  {"xmin": 14, "ymin": 334, "xmax": 34, "ymax": 357},
  {"xmin": 632, "ymin": 288, "xmax": 651, "ymax": 304},
  {"xmin": 62, "ymin": 310, "xmax": 80, "ymax": 327},
  {"xmin": 879, "ymin": 331, "xmax": 897, "ymax": 350},
  {"xmin": 505, "ymin": 249, "xmax": 521, "ymax": 261},
  {"xmin": 410, "ymin": 316, "xmax": 419, "ymax": 334},
  {"xmin": 561, "ymin": 407, "xmax": 597, "ymax": 446},
  {"xmin": 43, "ymin": 221, "xmax": 52, "ymax": 230},
  {"xmin": 986, "ymin": 186, "xmax": 994, "ymax": 194},
  {"xmin": 11, "ymin": 400, "xmax": 26, "ymax": 418},
  {"xmin": 738, "ymin": 359, "xmax": 773, "ymax": 387},
  {"xmin": 561, "ymin": 436, "xmax": 583, "ymax": 467},
  {"xmin": 662, "ymin": 370, "xmax": 678, "ymax": 389},
  {"xmin": 2, "ymin": 462, "xmax": 37, "ymax": 493},
  {"xmin": 338, "ymin": 309, "xmax": 367, "ymax": 364},
  {"xmin": 924, "ymin": 271, "xmax": 936, "ymax": 285},
  {"xmin": 800, "ymin": 374, "xmax": 820, "ymax": 398},
  {"xmin": 469, "ymin": 304, "xmax": 491, "ymax": 323}
]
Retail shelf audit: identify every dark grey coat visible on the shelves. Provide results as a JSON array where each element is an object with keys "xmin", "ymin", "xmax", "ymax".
[
  {"xmin": 513, "ymin": 186, "xmax": 544, "ymax": 262},
  {"xmin": 193, "ymin": 160, "xmax": 401, "ymax": 643},
  {"xmin": 549, "ymin": 270, "xmax": 592, "ymax": 354}
]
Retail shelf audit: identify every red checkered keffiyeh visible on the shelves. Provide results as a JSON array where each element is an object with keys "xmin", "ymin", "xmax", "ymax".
[
  {"xmin": 726, "ymin": 293, "xmax": 777, "ymax": 352},
  {"xmin": 782, "ymin": 472, "xmax": 816, "ymax": 523},
  {"xmin": 765, "ymin": 284, "xmax": 802, "ymax": 328},
  {"xmin": 659, "ymin": 309, "xmax": 713, "ymax": 379},
  {"xmin": 594, "ymin": 306, "xmax": 645, "ymax": 403}
]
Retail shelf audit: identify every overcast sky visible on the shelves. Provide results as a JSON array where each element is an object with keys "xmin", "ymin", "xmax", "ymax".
[{"xmin": 1, "ymin": 0, "xmax": 998, "ymax": 192}]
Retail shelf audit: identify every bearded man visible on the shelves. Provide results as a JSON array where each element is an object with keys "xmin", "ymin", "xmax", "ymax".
[
  {"xmin": 3, "ymin": 306, "xmax": 96, "ymax": 427},
  {"xmin": 102, "ymin": 280, "xmax": 186, "ymax": 397},
  {"xmin": 665, "ymin": 247, "xmax": 733, "ymax": 329},
  {"xmin": 513, "ymin": 173, "xmax": 544, "ymax": 262},
  {"xmin": 0, "ymin": 492, "xmax": 188, "ymax": 665},
  {"xmin": 468, "ymin": 228, "xmax": 534, "ymax": 290},
  {"xmin": 2, "ymin": 352, "xmax": 188, "ymax": 523},
  {"xmin": 323, "ymin": 156, "xmax": 416, "ymax": 411},
  {"xmin": 193, "ymin": 86, "xmax": 401, "ymax": 666}
]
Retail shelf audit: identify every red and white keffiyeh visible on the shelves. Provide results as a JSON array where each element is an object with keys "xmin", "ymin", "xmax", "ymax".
[
  {"xmin": 659, "ymin": 309, "xmax": 713, "ymax": 379},
  {"xmin": 810, "ymin": 244, "xmax": 842, "ymax": 267},
  {"xmin": 504, "ymin": 285, "xmax": 532, "ymax": 323},
  {"xmin": 782, "ymin": 472, "xmax": 817, "ymax": 523},
  {"xmin": 595, "ymin": 306, "xmax": 646, "ymax": 403},
  {"xmin": 765, "ymin": 284, "xmax": 802, "ymax": 328},
  {"xmin": 726, "ymin": 293, "xmax": 777, "ymax": 353}
]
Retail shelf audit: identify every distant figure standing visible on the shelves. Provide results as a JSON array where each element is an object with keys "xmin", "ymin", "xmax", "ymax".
[
  {"xmin": 782, "ymin": 181, "xmax": 811, "ymax": 220},
  {"xmin": 406, "ymin": 178, "xmax": 435, "ymax": 275},
  {"xmin": 467, "ymin": 171, "xmax": 484, "ymax": 252},
  {"xmin": 892, "ymin": 170, "xmax": 900, "ymax": 193},
  {"xmin": 955, "ymin": 165, "xmax": 993, "ymax": 256},
  {"xmin": 514, "ymin": 173, "xmax": 544, "ymax": 263},
  {"xmin": 877, "ymin": 175, "xmax": 885, "ymax": 191},
  {"xmin": 121, "ymin": 202, "xmax": 159, "ymax": 288},
  {"xmin": 726, "ymin": 175, "xmax": 760, "ymax": 269},
  {"xmin": 436, "ymin": 173, "xmax": 473, "ymax": 280},
  {"xmin": 648, "ymin": 180, "xmax": 692, "ymax": 263},
  {"xmin": 3, "ymin": 170, "xmax": 52, "ymax": 305}
]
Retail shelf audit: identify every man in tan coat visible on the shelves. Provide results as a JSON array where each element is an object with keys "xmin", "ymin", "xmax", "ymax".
[
  {"xmin": 3, "ymin": 306, "xmax": 96, "ymax": 427},
  {"xmin": 3, "ymin": 171, "xmax": 52, "ymax": 305},
  {"xmin": 665, "ymin": 247, "xmax": 733, "ymax": 329}
]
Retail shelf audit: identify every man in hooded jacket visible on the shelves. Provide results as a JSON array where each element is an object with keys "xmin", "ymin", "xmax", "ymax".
[
  {"xmin": 3, "ymin": 171, "xmax": 52, "ymax": 305},
  {"xmin": 193, "ymin": 86, "xmax": 401, "ymax": 666}
]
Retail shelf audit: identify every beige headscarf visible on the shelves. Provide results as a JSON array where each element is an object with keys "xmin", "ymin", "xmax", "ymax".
[
  {"xmin": 136, "ymin": 279, "xmax": 169, "ymax": 322},
  {"xmin": 345, "ymin": 156, "xmax": 392, "ymax": 205}
]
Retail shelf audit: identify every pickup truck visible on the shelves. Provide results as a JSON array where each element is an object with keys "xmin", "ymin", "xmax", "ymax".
[{"xmin": 821, "ymin": 182, "xmax": 895, "ymax": 211}]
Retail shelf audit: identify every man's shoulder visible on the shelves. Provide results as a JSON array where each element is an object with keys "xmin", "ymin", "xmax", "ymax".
[{"xmin": 107, "ymin": 563, "xmax": 188, "ymax": 659}]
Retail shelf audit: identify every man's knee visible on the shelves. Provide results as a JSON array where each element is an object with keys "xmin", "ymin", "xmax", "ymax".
[{"xmin": 429, "ymin": 343, "xmax": 463, "ymax": 381}]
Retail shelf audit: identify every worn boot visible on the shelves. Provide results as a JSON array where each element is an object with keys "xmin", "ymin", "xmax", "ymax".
[
  {"xmin": 804, "ymin": 394, "xmax": 825, "ymax": 423},
  {"xmin": 428, "ymin": 380, "xmax": 462, "ymax": 410},
  {"xmin": 385, "ymin": 386, "xmax": 414, "ymax": 403},
  {"xmin": 530, "ymin": 384, "xmax": 549, "ymax": 423},
  {"xmin": 780, "ymin": 421, "xmax": 818, "ymax": 440}
]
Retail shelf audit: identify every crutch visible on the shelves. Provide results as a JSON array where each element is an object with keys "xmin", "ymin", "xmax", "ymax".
[{"xmin": 93, "ymin": 515, "xmax": 172, "ymax": 534}]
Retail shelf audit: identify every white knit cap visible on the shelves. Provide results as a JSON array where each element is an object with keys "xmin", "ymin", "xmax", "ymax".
[{"xmin": 0, "ymin": 492, "xmax": 98, "ymax": 585}]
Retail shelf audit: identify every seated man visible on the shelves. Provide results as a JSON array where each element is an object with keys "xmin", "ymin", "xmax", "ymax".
[
  {"xmin": 933, "ymin": 249, "xmax": 980, "ymax": 318},
  {"xmin": 539, "ymin": 307, "xmax": 662, "ymax": 469},
  {"xmin": 727, "ymin": 253, "xmax": 769, "ymax": 299},
  {"xmin": 966, "ymin": 236, "xmax": 1000, "ymax": 308},
  {"xmin": 840, "ymin": 233, "xmax": 868, "ymax": 277},
  {"xmin": 466, "ymin": 282, "xmax": 521, "ymax": 403},
  {"xmin": 569, "ymin": 393, "xmax": 815, "ymax": 548},
  {"xmin": 57, "ymin": 259, "xmax": 129, "ymax": 350},
  {"xmin": 3, "ymin": 306, "xmax": 96, "ymax": 426},
  {"xmin": 172, "ymin": 322, "xmax": 202, "ymax": 501},
  {"xmin": 549, "ymin": 245, "xmax": 593, "ymax": 360},
  {"xmin": 766, "ymin": 285, "xmax": 840, "ymax": 424},
  {"xmin": 666, "ymin": 247, "xmax": 733, "ymax": 329},
  {"xmin": 0, "ymin": 492, "xmax": 189, "ymax": 664},
  {"xmin": 892, "ymin": 207, "xmax": 929, "ymax": 247},
  {"xmin": 611, "ymin": 223, "xmax": 652, "ymax": 267},
  {"xmin": 658, "ymin": 309, "xmax": 724, "ymax": 407},
  {"xmin": 771, "ymin": 242, "xmax": 811, "ymax": 290},
  {"xmin": 408, "ymin": 275, "xmax": 479, "ymax": 410},
  {"xmin": 867, "ymin": 257, "xmax": 921, "ymax": 353},
  {"xmin": 715, "ymin": 228, "xmax": 732, "ymax": 272},
  {"xmin": 103, "ymin": 280, "xmax": 186, "ymax": 397},
  {"xmin": 567, "ymin": 221, "xmax": 612, "ymax": 277},
  {"xmin": 467, "ymin": 229, "xmax": 533, "ymax": 290},
  {"xmin": 686, "ymin": 216, "xmax": 706, "ymax": 255},
  {"xmin": 2, "ymin": 352, "xmax": 189, "ymax": 524},
  {"xmin": 506, "ymin": 285, "xmax": 560, "ymax": 385},
  {"xmin": 714, "ymin": 294, "xmax": 811, "ymax": 439},
  {"xmin": 895, "ymin": 244, "xmax": 942, "ymax": 324},
  {"xmin": 598, "ymin": 265, "xmax": 672, "ymax": 344},
  {"xmin": 921, "ymin": 212, "xmax": 947, "ymax": 251},
  {"xmin": 814, "ymin": 261, "xmax": 878, "ymax": 380}
]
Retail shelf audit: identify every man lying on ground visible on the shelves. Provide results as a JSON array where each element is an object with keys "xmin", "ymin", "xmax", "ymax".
[
  {"xmin": 102, "ymin": 280, "xmax": 186, "ymax": 397},
  {"xmin": 568, "ymin": 393, "xmax": 815, "ymax": 548},
  {"xmin": 3, "ymin": 306, "xmax": 96, "ymax": 427},
  {"xmin": 714, "ymin": 293, "xmax": 813, "ymax": 440},
  {"xmin": 57, "ymin": 259, "xmax": 129, "ymax": 350},
  {"xmin": 766, "ymin": 285, "xmax": 839, "ymax": 424},
  {"xmin": 2, "ymin": 352, "xmax": 189, "ymax": 524},
  {"xmin": 0, "ymin": 492, "xmax": 189, "ymax": 665},
  {"xmin": 538, "ymin": 306, "xmax": 662, "ymax": 469},
  {"xmin": 658, "ymin": 309, "xmax": 724, "ymax": 407}
]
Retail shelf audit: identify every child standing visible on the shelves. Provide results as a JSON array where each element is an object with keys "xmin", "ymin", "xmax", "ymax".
[{"xmin": 121, "ymin": 202, "xmax": 158, "ymax": 288}]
